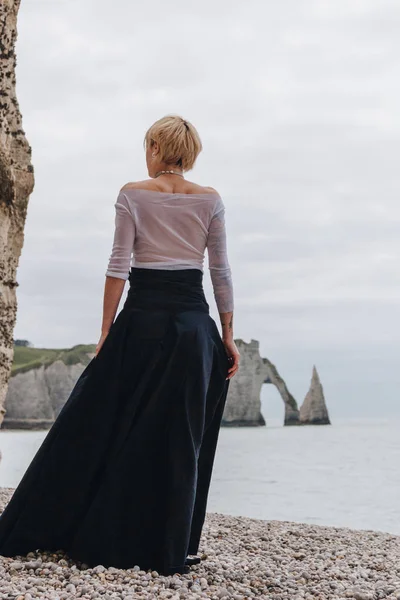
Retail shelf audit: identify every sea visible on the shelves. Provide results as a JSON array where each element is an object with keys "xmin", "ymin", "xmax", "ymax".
[{"xmin": 0, "ymin": 417, "xmax": 399, "ymax": 536}]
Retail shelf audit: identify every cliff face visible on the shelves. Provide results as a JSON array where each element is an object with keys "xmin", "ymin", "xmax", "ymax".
[
  {"xmin": 299, "ymin": 365, "xmax": 331, "ymax": 425},
  {"xmin": 3, "ymin": 354, "xmax": 95, "ymax": 429},
  {"xmin": 221, "ymin": 339, "xmax": 300, "ymax": 426},
  {"xmin": 0, "ymin": 0, "xmax": 35, "ymax": 426},
  {"xmin": 222, "ymin": 339, "xmax": 267, "ymax": 426}
]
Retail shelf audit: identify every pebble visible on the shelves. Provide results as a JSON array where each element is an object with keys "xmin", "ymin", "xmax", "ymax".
[{"xmin": 1, "ymin": 487, "xmax": 400, "ymax": 599}]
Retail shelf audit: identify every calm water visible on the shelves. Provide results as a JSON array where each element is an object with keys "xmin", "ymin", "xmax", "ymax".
[{"xmin": 1, "ymin": 418, "xmax": 399, "ymax": 535}]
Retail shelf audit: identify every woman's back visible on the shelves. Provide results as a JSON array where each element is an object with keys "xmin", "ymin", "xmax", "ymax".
[{"xmin": 105, "ymin": 180, "xmax": 234, "ymax": 313}]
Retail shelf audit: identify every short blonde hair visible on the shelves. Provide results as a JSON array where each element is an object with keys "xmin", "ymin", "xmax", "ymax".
[{"xmin": 143, "ymin": 114, "xmax": 203, "ymax": 172}]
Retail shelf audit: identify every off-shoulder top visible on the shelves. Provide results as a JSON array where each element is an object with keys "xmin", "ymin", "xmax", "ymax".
[{"xmin": 105, "ymin": 187, "xmax": 234, "ymax": 313}]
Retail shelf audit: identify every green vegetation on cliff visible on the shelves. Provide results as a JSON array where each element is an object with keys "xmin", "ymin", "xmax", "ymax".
[{"xmin": 12, "ymin": 344, "xmax": 96, "ymax": 376}]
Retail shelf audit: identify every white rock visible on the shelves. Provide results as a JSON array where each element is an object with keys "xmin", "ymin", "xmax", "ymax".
[{"xmin": 299, "ymin": 366, "xmax": 330, "ymax": 425}]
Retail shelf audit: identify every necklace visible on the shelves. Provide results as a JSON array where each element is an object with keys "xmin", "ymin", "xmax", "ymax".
[{"xmin": 154, "ymin": 170, "xmax": 184, "ymax": 178}]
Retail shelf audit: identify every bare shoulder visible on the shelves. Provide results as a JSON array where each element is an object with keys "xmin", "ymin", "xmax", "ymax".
[
  {"xmin": 184, "ymin": 181, "xmax": 220, "ymax": 196},
  {"xmin": 203, "ymin": 186, "xmax": 220, "ymax": 196},
  {"xmin": 120, "ymin": 180, "xmax": 154, "ymax": 192}
]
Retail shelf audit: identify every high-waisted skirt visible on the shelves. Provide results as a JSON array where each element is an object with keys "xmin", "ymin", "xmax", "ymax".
[{"xmin": 0, "ymin": 267, "xmax": 231, "ymax": 575}]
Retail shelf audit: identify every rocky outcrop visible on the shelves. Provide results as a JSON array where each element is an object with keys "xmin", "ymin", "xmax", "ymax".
[
  {"xmin": 262, "ymin": 357, "xmax": 300, "ymax": 426},
  {"xmin": 299, "ymin": 365, "xmax": 331, "ymax": 425},
  {"xmin": 0, "ymin": 0, "xmax": 35, "ymax": 426},
  {"xmin": 222, "ymin": 339, "xmax": 300, "ymax": 426},
  {"xmin": 4, "ymin": 341, "xmax": 331, "ymax": 430},
  {"xmin": 2, "ymin": 346, "xmax": 95, "ymax": 429},
  {"xmin": 221, "ymin": 339, "xmax": 267, "ymax": 426}
]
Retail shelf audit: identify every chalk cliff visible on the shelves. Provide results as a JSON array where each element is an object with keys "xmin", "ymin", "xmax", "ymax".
[
  {"xmin": 299, "ymin": 365, "xmax": 331, "ymax": 425},
  {"xmin": 0, "ymin": 0, "xmax": 35, "ymax": 426},
  {"xmin": 2, "ymin": 345, "xmax": 95, "ymax": 429}
]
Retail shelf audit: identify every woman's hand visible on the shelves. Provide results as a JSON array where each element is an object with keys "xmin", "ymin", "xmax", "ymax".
[
  {"xmin": 222, "ymin": 338, "xmax": 240, "ymax": 380},
  {"xmin": 95, "ymin": 331, "xmax": 109, "ymax": 357}
]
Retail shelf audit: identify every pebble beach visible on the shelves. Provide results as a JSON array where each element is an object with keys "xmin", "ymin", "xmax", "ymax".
[{"xmin": 1, "ymin": 488, "xmax": 400, "ymax": 600}]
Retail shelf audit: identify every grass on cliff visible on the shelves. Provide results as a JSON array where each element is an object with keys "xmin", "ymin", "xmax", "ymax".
[{"xmin": 12, "ymin": 344, "xmax": 97, "ymax": 376}]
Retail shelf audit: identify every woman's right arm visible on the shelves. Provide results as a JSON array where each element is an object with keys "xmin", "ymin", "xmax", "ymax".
[
  {"xmin": 96, "ymin": 192, "xmax": 135, "ymax": 356},
  {"xmin": 206, "ymin": 195, "xmax": 240, "ymax": 379}
]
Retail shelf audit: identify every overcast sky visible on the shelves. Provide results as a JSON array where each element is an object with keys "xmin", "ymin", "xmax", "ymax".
[{"xmin": 12, "ymin": 0, "xmax": 400, "ymax": 419}]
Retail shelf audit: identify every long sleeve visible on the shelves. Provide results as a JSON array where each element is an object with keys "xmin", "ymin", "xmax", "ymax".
[
  {"xmin": 206, "ymin": 196, "xmax": 234, "ymax": 313},
  {"xmin": 105, "ymin": 192, "xmax": 136, "ymax": 280}
]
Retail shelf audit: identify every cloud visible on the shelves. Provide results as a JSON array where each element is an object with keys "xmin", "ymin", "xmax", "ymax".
[{"xmin": 12, "ymin": 0, "xmax": 400, "ymax": 417}]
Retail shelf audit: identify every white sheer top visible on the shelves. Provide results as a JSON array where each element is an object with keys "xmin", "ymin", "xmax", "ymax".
[{"xmin": 105, "ymin": 187, "xmax": 234, "ymax": 313}]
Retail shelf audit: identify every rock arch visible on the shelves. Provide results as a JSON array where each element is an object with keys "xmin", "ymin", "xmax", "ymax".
[{"xmin": 222, "ymin": 338, "xmax": 300, "ymax": 426}]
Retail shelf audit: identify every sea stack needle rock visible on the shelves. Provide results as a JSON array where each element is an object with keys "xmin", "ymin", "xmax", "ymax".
[
  {"xmin": 222, "ymin": 339, "xmax": 300, "ymax": 426},
  {"xmin": 0, "ymin": 0, "xmax": 35, "ymax": 427},
  {"xmin": 299, "ymin": 365, "xmax": 331, "ymax": 425}
]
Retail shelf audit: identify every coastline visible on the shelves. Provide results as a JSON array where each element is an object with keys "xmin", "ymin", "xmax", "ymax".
[{"xmin": 1, "ymin": 488, "xmax": 400, "ymax": 599}]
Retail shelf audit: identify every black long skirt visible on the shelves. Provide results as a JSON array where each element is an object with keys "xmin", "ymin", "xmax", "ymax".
[{"xmin": 0, "ymin": 267, "xmax": 230, "ymax": 575}]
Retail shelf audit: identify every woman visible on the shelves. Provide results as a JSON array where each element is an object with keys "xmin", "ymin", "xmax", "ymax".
[{"xmin": 0, "ymin": 114, "xmax": 240, "ymax": 576}]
